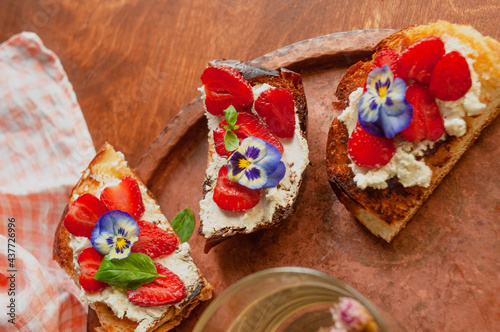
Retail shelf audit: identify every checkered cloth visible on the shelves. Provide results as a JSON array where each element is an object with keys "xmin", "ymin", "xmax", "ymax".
[{"xmin": 0, "ymin": 32, "xmax": 96, "ymax": 331}]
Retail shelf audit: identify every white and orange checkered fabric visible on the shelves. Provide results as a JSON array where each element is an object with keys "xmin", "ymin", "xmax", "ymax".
[{"xmin": 0, "ymin": 32, "xmax": 96, "ymax": 331}]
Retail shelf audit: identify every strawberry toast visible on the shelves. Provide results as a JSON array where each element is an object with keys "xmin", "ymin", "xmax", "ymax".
[
  {"xmin": 53, "ymin": 143, "xmax": 212, "ymax": 332},
  {"xmin": 198, "ymin": 60, "xmax": 309, "ymax": 252},
  {"xmin": 326, "ymin": 21, "xmax": 500, "ymax": 242}
]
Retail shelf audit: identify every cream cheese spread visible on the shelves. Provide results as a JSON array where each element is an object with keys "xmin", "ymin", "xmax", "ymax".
[
  {"xmin": 199, "ymin": 83, "xmax": 309, "ymax": 237},
  {"xmin": 338, "ymin": 37, "xmax": 487, "ymax": 190},
  {"xmin": 67, "ymin": 155, "xmax": 203, "ymax": 332}
]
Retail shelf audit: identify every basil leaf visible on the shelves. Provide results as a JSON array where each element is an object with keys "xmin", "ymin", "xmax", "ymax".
[
  {"xmin": 94, "ymin": 253, "xmax": 165, "ymax": 290},
  {"xmin": 224, "ymin": 130, "xmax": 239, "ymax": 152},
  {"xmin": 224, "ymin": 105, "xmax": 238, "ymax": 127},
  {"xmin": 171, "ymin": 207, "xmax": 195, "ymax": 242}
]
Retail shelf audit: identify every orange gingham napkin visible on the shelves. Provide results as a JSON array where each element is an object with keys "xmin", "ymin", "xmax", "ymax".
[{"xmin": 0, "ymin": 32, "xmax": 96, "ymax": 331}]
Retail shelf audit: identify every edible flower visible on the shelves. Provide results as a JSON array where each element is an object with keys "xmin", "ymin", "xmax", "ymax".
[
  {"xmin": 358, "ymin": 65, "xmax": 413, "ymax": 138},
  {"xmin": 91, "ymin": 210, "xmax": 140, "ymax": 260},
  {"xmin": 227, "ymin": 136, "xmax": 286, "ymax": 189}
]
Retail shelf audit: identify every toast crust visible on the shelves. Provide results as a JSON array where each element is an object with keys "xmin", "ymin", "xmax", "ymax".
[
  {"xmin": 198, "ymin": 61, "xmax": 308, "ymax": 252},
  {"xmin": 326, "ymin": 21, "xmax": 500, "ymax": 242},
  {"xmin": 53, "ymin": 143, "xmax": 213, "ymax": 331}
]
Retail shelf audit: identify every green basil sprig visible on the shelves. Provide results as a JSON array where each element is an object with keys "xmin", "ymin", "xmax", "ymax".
[
  {"xmin": 171, "ymin": 207, "xmax": 195, "ymax": 242},
  {"xmin": 94, "ymin": 253, "xmax": 165, "ymax": 290},
  {"xmin": 222, "ymin": 105, "xmax": 240, "ymax": 152}
]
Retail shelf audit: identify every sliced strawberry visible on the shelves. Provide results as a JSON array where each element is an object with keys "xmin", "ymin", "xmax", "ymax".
[
  {"xmin": 429, "ymin": 51, "xmax": 472, "ymax": 101},
  {"xmin": 201, "ymin": 65, "xmax": 253, "ymax": 116},
  {"xmin": 64, "ymin": 194, "xmax": 107, "ymax": 238},
  {"xmin": 100, "ymin": 177, "xmax": 145, "ymax": 220},
  {"xmin": 131, "ymin": 220, "xmax": 178, "ymax": 258},
  {"xmin": 397, "ymin": 36, "xmax": 445, "ymax": 85},
  {"xmin": 127, "ymin": 263, "xmax": 186, "ymax": 306},
  {"xmin": 213, "ymin": 165, "xmax": 262, "ymax": 211},
  {"xmin": 254, "ymin": 88, "xmax": 296, "ymax": 138},
  {"xmin": 348, "ymin": 123, "xmax": 396, "ymax": 168},
  {"xmin": 78, "ymin": 247, "xmax": 108, "ymax": 292},
  {"xmin": 213, "ymin": 112, "xmax": 284, "ymax": 158},
  {"xmin": 400, "ymin": 83, "xmax": 445, "ymax": 142},
  {"xmin": 372, "ymin": 48, "xmax": 399, "ymax": 75}
]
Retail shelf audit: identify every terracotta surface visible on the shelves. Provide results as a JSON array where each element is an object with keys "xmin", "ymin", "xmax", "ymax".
[{"xmin": 135, "ymin": 30, "xmax": 499, "ymax": 331}]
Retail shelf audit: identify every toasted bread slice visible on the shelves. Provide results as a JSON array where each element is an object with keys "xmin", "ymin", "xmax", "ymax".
[
  {"xmin": 53, "ymin": 142, "xmax": 213, "ymax": 332},
  {"xmin": 198, "ymin": 60, "xmax": 309, "ymax": 253},
  {"xmin": 326, "ymin": 21, "xmax": 500, "ymax": 242}
]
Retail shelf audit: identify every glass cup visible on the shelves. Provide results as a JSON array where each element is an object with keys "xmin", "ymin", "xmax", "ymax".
[{"xmin": 194, "ymin": 267, "xmax": 393, "ymax": 332}]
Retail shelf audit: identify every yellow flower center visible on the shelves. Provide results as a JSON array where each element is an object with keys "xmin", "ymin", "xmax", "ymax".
[
  {"xmin": 379, "ymin": 86, "xmax": 388, "ymax": 98},
  {"xmin": 116, "ymin": 236, "xmax": 127, "ymax": 250},
  {"xmin": 239, "ymin": 158, "xmax": 251, "ymax": 169}
]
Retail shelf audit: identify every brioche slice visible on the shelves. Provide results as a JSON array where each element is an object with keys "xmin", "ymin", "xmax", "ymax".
[
  {"xmin": 53, "ymin": 142, "xmax": 213, "ymax": 332},
  {"xmin": 326, "ymin": 21, "xmax": 500, "ymax": 242},
  {"xmin": 198, "ymin": 60, "xmax": 309, "ymax": 252}
]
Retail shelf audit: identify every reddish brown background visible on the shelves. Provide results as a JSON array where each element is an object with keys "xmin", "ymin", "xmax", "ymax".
[{"xmin": 1, "ymin": 1, "xmax": 499, "ymax": 332}]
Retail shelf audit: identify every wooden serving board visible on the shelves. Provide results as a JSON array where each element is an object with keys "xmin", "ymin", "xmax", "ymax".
[{"xmin": 89, "ymin": 30, "xmax": 500, "ymax": 331}]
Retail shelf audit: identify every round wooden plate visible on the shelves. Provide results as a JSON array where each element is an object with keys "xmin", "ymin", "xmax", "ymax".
[{"xmin": 89, "ymin": 29, "xmax": 500, "ymax": 331}]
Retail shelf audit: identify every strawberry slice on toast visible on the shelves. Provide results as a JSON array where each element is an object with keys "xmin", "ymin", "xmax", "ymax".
[
  {"xmin": 100, "ymin": 176, "xmax": 145, "ymax": 220},
  {"xmin": 64, "ymin": 193, "xmax": 107, "ymax": 238},
  {"xmin": 132, "ymin": 220, "xmax": 179, "ymax": 258},
  {"xmin": 213, "ymin": 112, "xmax": 284, "ymax": 158},
  {"xmin": 254, "ymin": 88, "xmax": 296, "ymax": 138},
  {"xmin": 201, "ymin": 65, "xmax": 253, "ymax": 116},
  {"xmin": 213, "ymin": 165, "xmax": 262, "ymax": 211},
  {"xmin": 78, "ymin": 247, "xmax": 108, "ymax": 292},
  {"xmin": 127, "ymin": 263, "xmax": 186, "ymax": 307}
]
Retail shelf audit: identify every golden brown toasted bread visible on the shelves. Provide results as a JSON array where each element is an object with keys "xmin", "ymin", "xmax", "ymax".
[
  {"xmin": 198, "ymin": 60, "xmax": 309, "ymax": 253},
  {"xmin": 53, "ymin": 142, "xmax": 213, "ymax": 331},
  {"xmin": 326, "ymin": 21, "xmax": 500, "ymax": 242}
]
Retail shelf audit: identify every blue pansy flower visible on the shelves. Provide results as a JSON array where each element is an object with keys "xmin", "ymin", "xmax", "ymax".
[
  {"xmin": 358, "ymin": 65, "xmax": 413, "ymax": 138},
  {"xmin": 91, "ymin": 210, "xmax": 140, "ymax": 259},
  {"xmin": 227, "ymin": 137, "xmax": 286, "ymax": 190}
]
